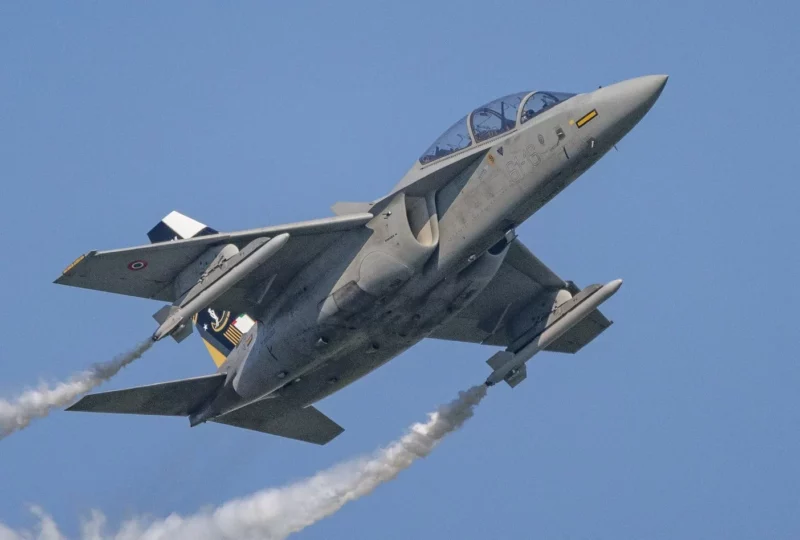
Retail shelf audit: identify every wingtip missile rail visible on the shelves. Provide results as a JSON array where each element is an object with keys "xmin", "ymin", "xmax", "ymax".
[{"xmin": 485, "ymin": 279, "xmax": 623, "ymax": 387}]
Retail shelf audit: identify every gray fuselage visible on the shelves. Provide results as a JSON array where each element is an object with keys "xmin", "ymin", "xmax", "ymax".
[{"xmin": 213, "ymin": 76, "xmax": 666, "ymax": 416}]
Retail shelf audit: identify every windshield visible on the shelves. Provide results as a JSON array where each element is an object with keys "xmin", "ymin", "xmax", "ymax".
[
  {"xmin": 419, "ymin": 116, "xmax": 472, "ymax": 164},
  {"xmin": 520, "ymin": 91, "xmax": 576, "ymax": 124}
]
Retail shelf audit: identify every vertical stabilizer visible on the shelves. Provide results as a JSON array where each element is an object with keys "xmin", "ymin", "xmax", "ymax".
[
  {"xmin": 147, "ymin": 210, "xmax": 218, "ymax": 243},
  {"xmin": 145, "ymin": 211, "xmax": 254, "ymax": 367},
  {"xmin": 193, "ymin": 310, "xmax": 257, "ymax": 367}
]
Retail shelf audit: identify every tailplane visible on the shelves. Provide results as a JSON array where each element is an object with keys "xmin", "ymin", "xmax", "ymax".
[
  {"xmin": 66, "ymin": 374, "xmax": 225, "ymax": 416},
  {"xmin": 67, "ymin": 374, "xmax": 344, "ymax": 445},
  {"xmin": 213, "ymin": 400, "xmax": 344, "ymax": 445}
]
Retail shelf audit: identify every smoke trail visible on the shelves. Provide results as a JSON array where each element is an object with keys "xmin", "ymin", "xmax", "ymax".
[
  {"xmin": 0, "ymin": 338, "xmax": 153, "ymax": 440},
  {"xmin": 0, "ymin": 384, "xmax": 487, "ymax": 539}
]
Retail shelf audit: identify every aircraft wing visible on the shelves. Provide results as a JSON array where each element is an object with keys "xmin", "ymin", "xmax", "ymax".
[
  {"xmin": 428, "ymin": 239, "xmax": 613, "ymax": 353},
  {"xmin": 55, "ymin": 213, "xmax": 373, "ymax": 314}
]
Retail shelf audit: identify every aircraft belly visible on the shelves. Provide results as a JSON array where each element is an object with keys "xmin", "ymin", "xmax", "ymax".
[
  {"xmin": 269, "ymin": 249, "xmax": 509, "ymax": 407},
  {"xmin": 262, "ymin": 290, "xmax": 437, "ymax": 406},
  {"xmin": 278, "ymin": 336, "xmax": 421, "ymax": 407}
]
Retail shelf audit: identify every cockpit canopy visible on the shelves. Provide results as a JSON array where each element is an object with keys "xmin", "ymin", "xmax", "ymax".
[
  {"xmin": 419, "ymin": 90, "xmax": 576, "ymax": 165},
  {"xmin": 471, "ymin": 92, "xmax": 527, "ymax": 144}
]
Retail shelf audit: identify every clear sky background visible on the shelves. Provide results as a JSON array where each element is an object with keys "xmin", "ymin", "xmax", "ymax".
[{"xmin": 1, "ymin": 2, "xmax": 798, "ymax": 538}]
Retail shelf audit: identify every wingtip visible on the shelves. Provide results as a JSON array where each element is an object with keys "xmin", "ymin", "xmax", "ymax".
[
  {"xmin": 64, "ymin": 400, "xmax": 81, "ymax": 412},
  {"xmin": 55, "ymin": 251, "xmax": 96, "ymax": 283}
]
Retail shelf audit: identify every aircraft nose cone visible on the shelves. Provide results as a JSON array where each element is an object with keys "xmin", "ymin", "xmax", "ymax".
[
  {"xmin": 589, "ymin": 74, "xmax": 668, "ymax": 141},
  {"xmin": 599, "ymin": 74, "xmax": 668, "ymax": 117},
  {"xmin": 619, "ymin": 74, "xmax": 669, "ymax": 111}
]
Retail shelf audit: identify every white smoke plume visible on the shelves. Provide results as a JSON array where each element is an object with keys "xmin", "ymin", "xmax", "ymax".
[
  {"xmin": 0, "ymin": 338, "xmax": 154, "ymax": 440},
  {"xmin": 0, "ymin": 384, "xmax": 487, "ymax": 539}
]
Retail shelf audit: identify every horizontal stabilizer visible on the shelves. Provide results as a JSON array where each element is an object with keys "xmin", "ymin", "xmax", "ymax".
[
  {"xmin": 213, "ymin": 400, "xmax": 344, "ymax": 445},
  {"xmin": 66, "ymin": 374, "xmax": 226, "ymax": 416}
]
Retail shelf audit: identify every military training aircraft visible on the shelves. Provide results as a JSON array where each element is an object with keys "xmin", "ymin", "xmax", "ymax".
[{"xmin": 59, "ymin": 75, "xmax": 667, "ymax": 445}]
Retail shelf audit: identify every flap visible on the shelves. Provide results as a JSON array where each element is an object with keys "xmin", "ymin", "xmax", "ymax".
[
  {"xmin": 213, "ymin": 401, "xmax": 344, "ymax": 445},
  {"xmin": 55, "ymin": 213, "xmax": 374, "ymax": 305}
]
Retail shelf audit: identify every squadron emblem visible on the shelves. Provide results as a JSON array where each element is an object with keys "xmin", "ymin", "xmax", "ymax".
[{"xmin": 207, "ymin": 309, "xmax": 230, "ymax": 332}]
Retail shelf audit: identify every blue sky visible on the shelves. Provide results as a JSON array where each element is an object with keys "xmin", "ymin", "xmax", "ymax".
[{"xmin": 1, "ymin": 1, "xmax": 798, "ymax": 538}]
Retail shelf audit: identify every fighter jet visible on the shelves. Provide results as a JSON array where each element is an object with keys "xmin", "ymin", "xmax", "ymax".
[{"xmin": 59, "ymin": 75, "xmax": 667, "ymax": 445}]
